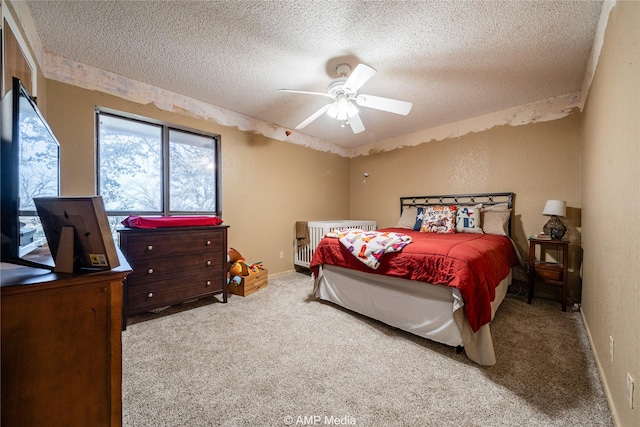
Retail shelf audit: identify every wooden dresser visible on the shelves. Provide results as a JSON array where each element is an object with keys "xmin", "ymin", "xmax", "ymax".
[
  {"xmin": 1, "ymin": 253, "xmax": 131, "ymax": 427},
  {"xmin": 118, "ymin": 225, "xmax": 229, "ymax": 321}
]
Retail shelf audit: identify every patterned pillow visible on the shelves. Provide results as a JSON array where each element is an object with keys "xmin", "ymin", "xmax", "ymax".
[
  {"xmin": 413, "ymin": 207, "xmax": 425, "ymax": 230},
  {"xmin": 456, "ymin": 204, "xmax": 483, "ymax": 233},
  {"xmin": 420, "ymin": 205, "xmax": 457, "ymax": 233}
]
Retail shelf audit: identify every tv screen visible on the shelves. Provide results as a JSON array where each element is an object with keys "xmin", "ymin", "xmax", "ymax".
[{"xmin": 1, "ymin": 77, "xmax": 60, "ymax": 267}]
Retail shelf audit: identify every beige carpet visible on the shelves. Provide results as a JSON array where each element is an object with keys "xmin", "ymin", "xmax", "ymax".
[{"xmin": 122, "ymin": 272, "xmax": 612, "ymax": 426}]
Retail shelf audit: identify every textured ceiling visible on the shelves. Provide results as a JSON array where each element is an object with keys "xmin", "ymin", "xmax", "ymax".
[{"xmin": 25, "ymin": 0, "xmax": 603, "ymax": 149}]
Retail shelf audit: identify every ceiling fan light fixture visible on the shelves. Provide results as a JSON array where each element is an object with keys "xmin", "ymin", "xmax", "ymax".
[
  {"xmin": 326, "ymin": 102, "xmax": 339, "ymax": 119},
  {"xmin": 336, "ymin": 101, "xmax": 349, "ymax": 121},
  {"xmin": 327, "ymin": 97, "xmax": 358, "ymax": 121}
]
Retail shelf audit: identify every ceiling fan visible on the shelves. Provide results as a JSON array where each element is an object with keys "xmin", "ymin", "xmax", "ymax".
[{"xmin": 280, "ymin": 63, "xmax": 412, "ymax": 134}]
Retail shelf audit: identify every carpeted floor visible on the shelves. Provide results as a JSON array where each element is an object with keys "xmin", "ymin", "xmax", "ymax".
[{"xmin": 122, "ymin": 272, "xmax": 612, "ymax": 426}]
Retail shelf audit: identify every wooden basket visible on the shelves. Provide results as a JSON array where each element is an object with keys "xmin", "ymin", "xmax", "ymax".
[{"xmin": 228, "ymin": 269, "xmax": 268, "ymax": 296}]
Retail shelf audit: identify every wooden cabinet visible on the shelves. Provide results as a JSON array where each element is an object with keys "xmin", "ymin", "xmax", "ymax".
[
  {"xmin": 118, "ymin": 226, "xmax": 228, "ymax": 320},
  {"xmin": 528, "ymin": 238, "xmax": 569, "ymax": 311},
  {"xmin": 1, "ymin": 257, "xmax": 131, "ymax": 427}
]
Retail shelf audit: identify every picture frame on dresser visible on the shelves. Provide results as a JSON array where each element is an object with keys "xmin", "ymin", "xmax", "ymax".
[
  {"xmin": 117, "ymin": 225, "xmax": 229, "ymax": 327},
  {"xmin": 34, "ymin": 196, "xmax": 120, "ymax": 273}
]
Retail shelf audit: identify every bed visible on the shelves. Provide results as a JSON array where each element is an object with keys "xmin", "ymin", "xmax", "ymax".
[{"xmin": 310, "ymin": 192, "xmax": 519, "ymax": 365}]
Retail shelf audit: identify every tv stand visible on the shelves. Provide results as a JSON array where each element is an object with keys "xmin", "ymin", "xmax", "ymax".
[{"xmin": 1, "ymin": 250, "xmax": 131, "ymax": 426}]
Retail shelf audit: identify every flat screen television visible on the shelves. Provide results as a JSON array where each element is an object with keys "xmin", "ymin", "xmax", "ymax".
[{"xmin": 1, "ymin": 77, "xmax": 60, "ymax": 268}]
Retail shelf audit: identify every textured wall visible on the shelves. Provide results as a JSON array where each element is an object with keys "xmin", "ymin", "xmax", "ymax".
[
  {"xmin": 43, "ymin": 81, "xmax": 351, "ymax": 274},
  {"xmin": 580, "ymin": 2, "xmax": 640, "ymax": 426},
  {"xmin": 349, "ymin": 115, "xmax": 583, "ymax": 298}
]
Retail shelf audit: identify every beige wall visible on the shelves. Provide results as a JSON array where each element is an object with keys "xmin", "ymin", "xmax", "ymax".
[
  {"xmin": 6, "ymin": 2, "xmax": 639, "ymax": 422},
  {"xmin": 42, "ymin": 81, "xmax": 351, "ymax": 273},
  {"xmin": 350, "ymin": 115, "xmax": 583, "ymax": 298},
  {"xmin": 580, "ymin": 2, "xmax": 640, "ymax": 426}
]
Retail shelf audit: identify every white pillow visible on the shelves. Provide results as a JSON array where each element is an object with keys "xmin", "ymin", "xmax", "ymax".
[
  {"xmin": 395, "ymin": 207, "xmax": 417, "ymax": 229},
  {"xmin": 482, "ymin": 210, "xmax": 511, "ymax": 236},
  {"xmin": 482, "ymin": 203, "xmax": 510, "ymax": 212}
]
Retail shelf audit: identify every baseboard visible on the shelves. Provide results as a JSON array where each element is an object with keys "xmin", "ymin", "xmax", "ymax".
[
  {"xmin": 580, "ymin": 307, "xmax": 620, "ymax": 426},
  {"xmin": 270, "ymin": 269, "xmax": 297, "ymax": 277}
]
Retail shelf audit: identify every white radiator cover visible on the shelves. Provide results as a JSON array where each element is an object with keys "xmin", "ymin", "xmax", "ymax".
[{"xmin": 295, "ymin": 220, "xmax": 377, "ymax": 268}]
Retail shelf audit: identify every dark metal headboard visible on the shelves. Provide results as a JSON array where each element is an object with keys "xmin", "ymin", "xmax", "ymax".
[{"xmin": 400, "ymin": 192, "xmax": 514, "ymax": 236}]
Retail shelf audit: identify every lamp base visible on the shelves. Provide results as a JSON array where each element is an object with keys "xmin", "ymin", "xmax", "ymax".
[{"xmin": 543, "ymin": 215, "xmax": 566, "ymax": 240}]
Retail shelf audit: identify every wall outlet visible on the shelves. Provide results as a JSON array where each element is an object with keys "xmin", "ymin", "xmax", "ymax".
[
  {"xmin": 627, "ymin": 373, "xmax": 635, "ymax": 409},
  {"xmin": 279, "ymin": 251, "xmax": 284, "ymax": 260},
  {"xmin": 609, "ymin": 336, "xmax": 614, "ymax": 363}
]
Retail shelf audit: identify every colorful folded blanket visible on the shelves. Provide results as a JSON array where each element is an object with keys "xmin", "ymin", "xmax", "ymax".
[{"xmin": 324, "ymin": 229, "xmax": 412, "ymax": 269}]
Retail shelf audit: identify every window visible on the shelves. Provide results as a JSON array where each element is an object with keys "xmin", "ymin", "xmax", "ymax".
[{"xmin": 96, "ymin": 109, "xmax": 221, "ymax": 225}]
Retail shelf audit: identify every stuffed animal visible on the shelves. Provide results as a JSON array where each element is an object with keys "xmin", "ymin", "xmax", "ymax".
[
  {"xmin": 246, "ymin": 261, "xmax": 264, "ymax": 274},
  {"xmin": 227, "ymin": 248, "xmax": 248, "ymax": 275},
  {"xmin": 227, "ymin": 247, "xmax": 249, "ymax": 285}
]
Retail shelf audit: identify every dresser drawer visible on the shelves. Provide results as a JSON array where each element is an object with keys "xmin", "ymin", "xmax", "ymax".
[
  {"xmin": 127, "ymin": 272, "xmax": 223, "ymax": 313},
  {"xmin": 118, "ymin": 225, "xmax": 229, "ymax": 322},
  {"xmin": 122, "ymin": 230, "xmax": 224, "ymax": 260},
  {"xmin": 127, "ymin": 252, "xmax": 224, "ymax": 284}
]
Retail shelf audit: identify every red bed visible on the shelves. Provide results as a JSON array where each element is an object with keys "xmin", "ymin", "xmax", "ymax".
[
  {"xmin": 311, "ymin": 229, "xmax": 517, "ymax": 332},
  {"xmin": 310, "ymin": 192, "xmax": 519, "ymax": 365}
]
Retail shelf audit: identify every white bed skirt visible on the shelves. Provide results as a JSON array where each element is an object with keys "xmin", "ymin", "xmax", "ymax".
[{"xmin": 313, "ymin": 265, "xmax": 511, "ymax": 366}]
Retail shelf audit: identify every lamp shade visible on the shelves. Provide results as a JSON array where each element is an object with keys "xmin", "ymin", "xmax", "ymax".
[
  {"xmin": 326, "ymin": 98, "xmax": 359, "ymax": 120},
  {"xmin": 542, "ymin": 200, "xmax": 566, "ymax": 217}
]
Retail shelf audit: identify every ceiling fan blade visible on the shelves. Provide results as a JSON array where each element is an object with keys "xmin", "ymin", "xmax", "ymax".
[
  {"xmin": 295, "ymin": 104, "xmax": 331, "ymax": 129},
  {"xmin": 348, "ymin": 114, "xmax": 365, "ymax": 134},
  {"xmin": 343, "ymin": 64, "xmax": 376, "ymax": 93},
  {"xmin": 355, "ymin": 94, "xmax": 413, "ymax": 116},
  {"xmin": 279, "ymin": 89, "xmax": 333, "ymax": 98}
]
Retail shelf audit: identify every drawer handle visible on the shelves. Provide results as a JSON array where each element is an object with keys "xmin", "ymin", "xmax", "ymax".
[
  {"xmin": 206, "ymin": 260, "xmax": 212, "ymax": 266},
  {"xmin": 147, "ymin": 268, "xmax": 154, "ymax": 274},
  {"xmin": 147, "ymin": 292, "xmax": 153, "ymax": 298},
  {"xmin": 147, "ymin": 245, "xmax": 153, "ymax": 251},
  {"xmin": 206, "ymin": 280, "xmax": 211, "ymax": 287},
  {"xmin": 205, "ymin": 240, "xmax": 211, "ymax": 246}
]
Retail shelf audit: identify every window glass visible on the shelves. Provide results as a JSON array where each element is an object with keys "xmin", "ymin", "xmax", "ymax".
[
  {"xmin": 98, "ymin": 114, "xmax": 162, "ymax": 212},
  {"xmin": 169, "ymin": 129, "xmax": 218, "ymax": 212}
]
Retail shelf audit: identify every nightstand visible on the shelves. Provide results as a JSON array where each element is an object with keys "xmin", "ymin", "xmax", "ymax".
[{"xmin": 528, "ymin": 237, "xmax": 569, "ymax": 311}]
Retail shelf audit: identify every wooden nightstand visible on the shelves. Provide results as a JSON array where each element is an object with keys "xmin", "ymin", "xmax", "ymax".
[{"xmin": 528, "ymin": 237, "xmax": 569, "ymax": 311}]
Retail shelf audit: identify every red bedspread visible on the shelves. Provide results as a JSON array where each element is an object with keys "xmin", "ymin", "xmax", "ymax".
[{"xmin": 310, "ymin": 228, "xmax": 517, "ymax": 332}]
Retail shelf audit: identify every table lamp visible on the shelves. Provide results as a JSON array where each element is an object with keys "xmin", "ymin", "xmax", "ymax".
[{"xmin": 542, "ymin": 199, "xmax": 567, "ymax": 240}]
